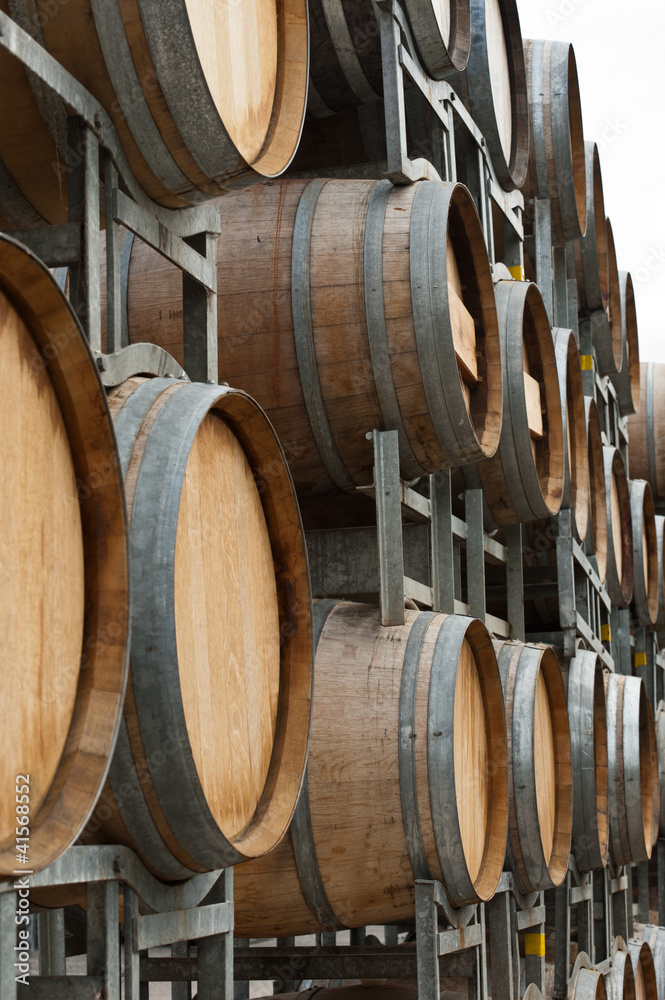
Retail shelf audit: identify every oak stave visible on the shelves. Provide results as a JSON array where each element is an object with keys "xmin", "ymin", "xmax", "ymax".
[
  {"xmin": 523, "ymin": 39, "xmax": 586, "ymax": 243},
  {"xmin": 447, "ymin": 0, "xmax": 529, "ymax": 190},
  {"xmin": 611, "ymin": 272, "xmax": 640, "ymax": 416},
  {"xmin": 82, "ymin": 377, "xmax": 312, "ymax": 879},
  {"xmin": 603, "ymin": 446, "xmax": 634, "ymax": 607},
  {"xmin": 0, "ymin": 234, "xmax": 129, "ymax": 876},
  {"xmin": 234, "ymin": 601, "xmax": 509, "ymax": 936},
  {"xmin": 0, "ymin": 0, "xmax": 308, "ymax": 226},
  {"xmin": 606, "ymin": 673, "xmax": 654, "ymax": 867},
  {"xmin": 475, "ymin": 279, "xmax": 564, "ymax": 526},
  {"xmin": 626, "ymin": 939, "xmax": 658, "ymax": 1000},
  {"xmin": 495, "ymin": 639, "xmax": 572, "ymax": 894},
  {"xmin": 568, "ymin": 650, "xmax": 608, "ymax": 873},
  {"xmin": 629, "ymin": 479, "xmax": 658, "ymax": 626},
  {"xmin": 574, "ymin": 142, "xmax": 608, "ymax": 314},
  {"xmin": 113, "ymin": 178, "xmax": 504, "ymax": 496},
  {"xmin": 627, "ymin": 363, "xmax": 665, "ymax": 503}
]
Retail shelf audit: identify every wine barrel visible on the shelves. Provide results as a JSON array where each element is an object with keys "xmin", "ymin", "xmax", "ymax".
[
  {"xmin": 657, "ymin": 517, "xmax": 665, "ymax": 652},
  {"xmin": 606, "ymin": 673, "xmax": 654, "ymax": 866},
  {"xmin": 494, "ymin": 639, "xmax": 572, "ymax": 893},
  {"xmin": 555, "ymin": 327, "xmax": 590, "ymax": 542},
  {"xmin": 0, "ymin": 234, "xmax": 128, "ymax": 876},
  {"xmin": 587, "ymin": 398, "xmax": 608, "ymax": 583},
  {"xmin": 630, "ymin": 480, "xmax": 658, "ymax": 626},
  {"xmin": 234, "ymin": 601, "xmax": 509, "ymax": 936},
  {"xmin": 568, "ymin": 650, "xmax": 608, "ymax": 873},
  {"xmin": 571, "ymin": 955, "xmax": 609, "ymax": 1000},
  {"xmin": 307, "ymin": 0, "xmax": 470, "ymax": 118},
  {"xmin": 592, "ymin": 217, "xmax": 623, "ymax": 377},
  {"xmin": 656, "ymin": 702, "xmax": 665, "ymax": 838},
  {"xmin": 612, "ymin": 272, "xmax": 640, "ymax": 416},
  {"xmin": 575, "ymin": 142, "xmax": 608, "ymax": 313},
  {"xmin": 109, "ymin": 178, "xmax": 504, "ymax": 496},
  {"xmin": 603, "ymin": 446, "xmax": 634, "ymax": 607},
  {"xmin": 605, "ymin": 944, "xmax": 636, "ymax": 1000},
  {"xmin": 448, "ymin": 0, "xmax": 529, "ymax": 190},
  {"xmin": 627, "ymin": 939, "xmax": 658, "ymax": 1000},
  {"xmin": 642, "ymin": 927, "xmax": 665, "ymax": 1000},
  {"xmin": 628, "ymin": 364, "xmax": 665, "ymax": 503},
  {"xmin": 522, "ymin": 40, "xmax": 586, "ymax": 243},
  {"xmin": 82, "ymin": 377, "xmax": 313, "ymax": 879},
  {"xmin": 647, "ymin": 701, "xmax": 660, "ymax": 851},
  {"xmin": 0, "ymin": 0, "xmax": 308, "ymax": 226},
  {"xmin": 475, "ymin": 279, "xmax": 564, "ymax": 526}
]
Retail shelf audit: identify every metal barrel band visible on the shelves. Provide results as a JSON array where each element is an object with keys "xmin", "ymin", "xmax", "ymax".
[
  {"xmin": 398, "ymin": 610, "xmax": 437, "ymax": 883},
  {"xmin": 363, "ymin": 178, "xmax": 428, "ymax": 481},
  {"xmin": 292, "ymin": 179, "xmax": 357, "ymax": 493},
  {"xmin": 319, "ymin": 0, "xmax": 381, "ymax": 106}
]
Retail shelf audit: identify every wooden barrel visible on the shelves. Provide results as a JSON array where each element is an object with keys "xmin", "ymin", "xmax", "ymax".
[
  {"xmin": 0, "ymin": 0, "xmax": 308, "ymax": 226},
  {"xmin": 110, "ymin": 178, "xmax": 503, "ymax": 496},
  {"xmin": 606, "ymin": 673, "xmax": 654, "ymax": 866},
  {"xmin": 627, "ymin": 940, "xmax": 658, "ymax": 1000},
  {"xmin": 587, "ymin": 398, "xmax": 608, "ymax": 583},
  {"xmin": 603, "ymin": 446, "xmax": 634, "ymax": 607},
  {"xmin": 234, "ymin": 601, "xmax": 509, "ymax": 936},
  {"xmin": 630, "ymin": 480, "xmax": 658, "ymax": 626},
  {"xmin": 612, "ymin": 272, "xmax": 640, "ymax": 417},
  {"xmin": 605, "ymin": 944, "xmax": 636, "ymax": 1000},
  {"xmin": 593, "ymin": 218, "xmax": 624, "ymax": 377},
  {"xmin": 568, "ymin": 650, "xmax": 608, "ymax": 873},
  {"xmin": 82, "ymin": 377, "xmax": 313, "ymax": 879},
  {"xmin": 555, "ymin": 327, "xmax": 590, "ymax": 542},
  {"xmin": 657, "ymin": 517, "xmax": 665, "ymax": 651},
  {"xmin": 573, "ymin": 971, "xmax": 608, "ymax": 1000},
  {"xmin": 0, "ymin": 234, "xmax": 128, "ymax": 876},
  {"xmin": 476, "ymin": 279, "xmax": 564, "ymax": 526},
  {"xmin": 575, "ymin": 142, "xmax": 608, "ymax": 313},
  {"xmin": 494, "ymin": 639, "xmax": 572, "ymax": 893},
  {"xmin": 448, "ymin": 0, "xmax": 529, "ymax": 190},
  {"xmin": 522, "ymin": 40, "xmax": 586, "ymax": 243},
  {"xmin": 642, "ymin": 927, "xmax": 665, "ymax": 1000},
  {"xmin": 628, "ymin": 364, "xmax": 665, "ymax": 503},
  {"xmin": 647, "ymin": 701, "xmax": 660, "ymax": 851},
  {"xmin": 656, "ymin": 702, "xmax": 665, "ymax": 838},
  {"xmin": 306, "ymin": 0, "xmax": 470, "ymax": 118}
]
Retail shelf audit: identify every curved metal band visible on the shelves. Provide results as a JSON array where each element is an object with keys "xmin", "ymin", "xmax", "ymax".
[
  {"xmin": 398, "ymin": 611, "xmax": 437, "ymax": 882},
  {"xmin": 137, "ymin": 0, "xmax": 239, "ymax": 180},
  {"xmin": 606, "ymin": 674, "xmax": 625, "ymax": 864},
  {"xmin": 510, "ymin": 645, "xmax": 552, "ymax": 892},
  {"xmin": 568, "ymin": 651, "xmax": 603, "ymax": 873},
  {"xmin": 549, "ymin": 44, "xmax": 579, "ymax": 241},
  {"xmin": 53, "ymin": 267, "xmax": 68, "ymax": 293},
  {"xmin": 112, "ymin": 376, "xmax": 179, "ymax": 477},
  {"xmin": 427, "ymin": 615, "xmax": 478, "ymax": 904},
  {"xmin": 292, "ymin": 179, "xmax": 356, "ymax": 492},
  {"xmin": 87, "ymin": 0, "xmax": 194, "ymax": 197},
  {"xmin": 319, "ymin": 0, "xmax": 381, "ymax": 106},
  {"xmin": 553, "ymin": 328, "xmax": 573, "ymax": 516},
  {"xmin": 622, "ymin": 677, "xmax": 648, "ymax": 861},
  {"xmin": 647, "ymin": 363, "xmax": 657, "ymax": 495},
  {"xmin": 364, "ymin": 179, "xmax": 427, "ymax": 480},
  {"xmin": 291, "ymin": 599, "xmax": 344, "ymax": 930},
  {"xmin": 0, "ymin": 154, "xmax": 45, "ymax": 229},
  {"xmin": 630, "ymin": 481, "xmax": 648, "ymax": 623},
  {"xmin": 528, "ymin": 40, "xmax": 549, "ymax": 203},
  {"xmin": 307, "ymin": 78, "xmax": 336, "ymax": 119},
  {"xmin": 128, "ymin": 381, "xmax": 247, "ymax": 869}
]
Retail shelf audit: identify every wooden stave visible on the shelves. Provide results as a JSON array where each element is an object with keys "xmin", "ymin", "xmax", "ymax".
[
  {"xmin": 605, "ymin": 945, "xmax": 636, "ymax": 1000},
  {"xmin": 233, "ymin": 601, "xmax": 509, "ymax": 937},
  {"xmin": 568, "ymin": 650, "xmax": 609, "ymax": 874},
  {"xmin": 523, "ymin": 39, "xmax": 587, "ymax": 244},
  {"xmin": 655, "ymin": 702, "xmax": 665, "ymax": 839},
  {"xmin": 116, "ymin": 178, "xmax": 503, "ymax": 496},
  {"xmin": 627, "ymin": 939, "xmax": 658, "ymax": 1000},
  {"xmin": 0, "ymin": 234, "xmax": 129, "ymax": 876},
  {"xmin": 606, "ymin": 673, "xmax": 653, "ymax": 867},
  {"xmin": 656, "ymin": 517, "xmax": 665, "ymax": 648},
  {"xmin": 611, "ymin": 272, "xmax": 640, "ymax": 417},
  {"xmin": 574, "ymin": 142, "xmax": 608, "ymax": 314},
  {"xmin": 629, "ymin": 479, "xmax": 658, "ymax": 626},
  {"xmin": 448, "ymin": 0, "xmax": 529, "ymax": 191},
  {"xmin": 82, "ymin": 377, "xmax": 313, "ymax": 879},
  {"xmin": 555, "ymin": 326, "xmax": 590, "ymax": 543},
  {"xmin": 593, "ymin": 218, "xmax": 624, "ymax": 377},
  {"xmin": 0, "ymin": 0, "xmax": 309, "ymax": 225},
  {"xmin": 647, "ymin": 700, "xmax": 660, "ymax": 851},
  {"xmin": 586, "ymin": 397, "xmax": 609, "ymax": 584},
  {"xmin": 477, "ymin": 279, "xmax": 564, "ymax": 527},
  {"xmin": 603, "ymin": 446, "xmax": 634, "ymax": 607},
  {"xmin": 496, "ymin": 639, "xmax": 573, "ymax": 894},
  {"xmin": 573, "ymin": 970, "xmax": 608, "ymax": 1000}
]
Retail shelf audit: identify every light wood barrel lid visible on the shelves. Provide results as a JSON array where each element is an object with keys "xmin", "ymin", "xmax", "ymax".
[
  {"xmin": 0, "ymin": 235, "xmax": 129, "ymax": 876},
  {"xmin": 175, "ymin": 411, "xmax": 280, "ymax": 841},
  {"xmin": 454, "ymin": 635, "xmax": 489, "ymax": 883},
  {"xmin": 485, "ymin": 0, "xmax": 512, "ymax": 162}
]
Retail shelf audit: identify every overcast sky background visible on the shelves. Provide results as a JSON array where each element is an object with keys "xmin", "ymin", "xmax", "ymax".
[{"xmin": 515, "ymin": 0, "xmax": 665, "ymax": 362}]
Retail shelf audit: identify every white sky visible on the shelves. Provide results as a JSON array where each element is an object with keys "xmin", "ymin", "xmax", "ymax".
[{"xmin": 515, "ymin": 0, "xmax": 665, "ymax": 362}]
